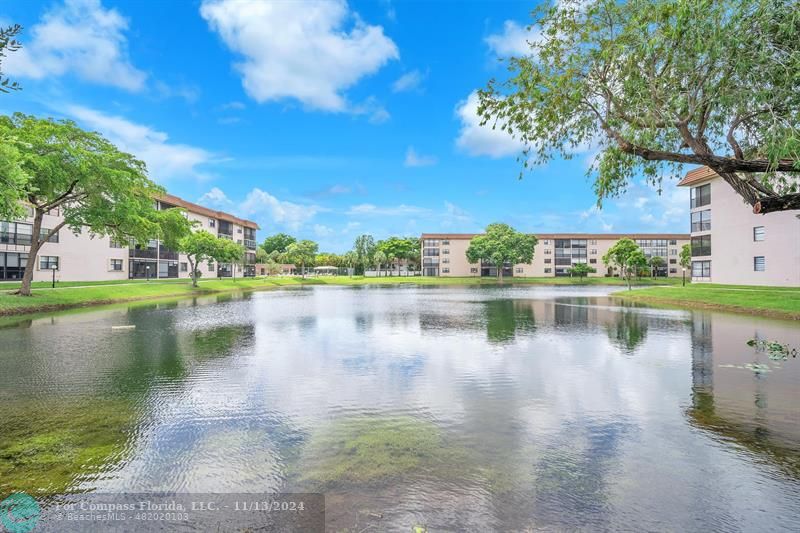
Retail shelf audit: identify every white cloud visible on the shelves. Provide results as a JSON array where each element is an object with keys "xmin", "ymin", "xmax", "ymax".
[
  {"xmin": 65, "ymin": 105, "xmax": 213, "ymax": 181},
  {"xmin": 622, "ymin": 182, "xmax": 689, "ymax": 230},
  {"xmin": 240, "ymin": 188, "xmax": 323, "ymax": 231},
  {"xmin": 198, "ymin": 187, "xmax": 233, "ymax": 208},
  {"xmin": 404, "ymin": 146, "xmax": 437, "ymax": 167},
  {"xmin": 351, "ymin": 96, "xmax": 391, "ymax": 124},
  {"xmin": 441, "ymin": 201, "xmax": 472, "ymax": 228},
  {"xmin": 579, "ymin": 205, "xmax": 614, "ymax": 232},
  {"xmin": 485, "ymin": 20, "xmax": 540, "ymax": 57},
  {"xmin": 5, "ymin": 0, "xmax": 146, "ymax": 91},
  {"xmin": 346, "ymin": 203, "xmax": 428, "ymax": 216},
  {"xmin": 313, "ymin": 224, "xmax": 334, "ymax": 237},
  {"xmin": 220, "ymin": 101, "xmax": 246, "ymax": 111},
  {"xmin": 200, "ymin": 0, "xmax": 399, "ymax": 112},
  {"xmin": 392, "ymin": 69, "xmax": 424, "ymax": 93},
  {"xmin": 455, "ymin": 90, "xmax": 522, "ymax": 158}
]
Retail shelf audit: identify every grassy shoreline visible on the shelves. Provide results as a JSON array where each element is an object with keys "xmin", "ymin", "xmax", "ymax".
[
  {"xmin": 0, "ymin": 275, "xmax": 679, "ymax": 316},
  {"xmin": 616, "ymin": 284, "xmax": 800, "ymax": 320}
]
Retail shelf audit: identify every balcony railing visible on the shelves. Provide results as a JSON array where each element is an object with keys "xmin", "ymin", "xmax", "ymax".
[{"xmin": 244, "ymin": 239, "xmax": 257, "ymax": 250}]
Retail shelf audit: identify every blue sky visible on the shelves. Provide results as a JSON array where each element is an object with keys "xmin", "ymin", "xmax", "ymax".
[{"xmin": 1, "ymin": 0, "xmax": 688, "ymax": 252}]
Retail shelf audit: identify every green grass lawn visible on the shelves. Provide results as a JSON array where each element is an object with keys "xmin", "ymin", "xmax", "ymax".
[
  {"xmin": 0, "ymin": 274, "xmax": 680, "ymax": 316},
  {"xmin": 617, "ymin": 284, "xmax": 800, "ymax": 320}
]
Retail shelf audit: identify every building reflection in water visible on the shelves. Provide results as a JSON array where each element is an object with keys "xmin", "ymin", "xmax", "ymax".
[{"xmin": 687, "ymin": 312, "xmax": 800, "ymax": 477}]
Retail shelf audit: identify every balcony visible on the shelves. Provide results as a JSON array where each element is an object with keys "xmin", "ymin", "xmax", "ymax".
[{"xmin": 244, "ymin": 239, "xmax": 257, "ymax": 250}]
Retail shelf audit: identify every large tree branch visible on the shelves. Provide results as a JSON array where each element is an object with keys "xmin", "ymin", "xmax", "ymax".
[
  {"xmin": 42, "ymin": 180, "xmax": 80, "ymax": 211},
  {"xmin": 37, "ymin": 219, "xmax": 68, "ymax": 246}
]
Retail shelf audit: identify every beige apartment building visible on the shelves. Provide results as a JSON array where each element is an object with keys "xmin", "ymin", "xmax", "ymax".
[
  {"xmin": 679, "ymin": 167, "xmax": 800, "ymax": 287},
  {"xmin": 421, "ymin": 233, "xmax": 689, "ymax": 278},
  {"xmin": 0, "ymin": 194, "xmax": 258, "ymax": 283}
]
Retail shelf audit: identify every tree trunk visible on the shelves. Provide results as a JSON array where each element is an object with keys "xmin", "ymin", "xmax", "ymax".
[
  {"xmin": 18, "ymin": 212, "xmax": 45, "ymax": 296},
  {"xmin": 498, "ymin": 265, "xmax": 504, "ymax": 283},
  {"xmin": 301, "ymin": 261, "xmax": 305, "ymax": 279},
  {"xmin": 188, "ymin": 257, "xmax": 198, "ymax": 287}
]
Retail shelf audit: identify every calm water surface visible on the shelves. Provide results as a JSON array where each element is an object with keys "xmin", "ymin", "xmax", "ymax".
[{"xmin": 1, "ymin": 285, "xmax": 798, "ymax": 531}]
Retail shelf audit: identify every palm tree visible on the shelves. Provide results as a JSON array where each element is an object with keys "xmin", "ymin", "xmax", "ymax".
[{"xmin": 373, "ymin": 250, "xmax": 387, "ymax": 277}]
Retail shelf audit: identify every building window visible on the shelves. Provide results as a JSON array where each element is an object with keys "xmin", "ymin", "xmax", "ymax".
[
  {"xmin": 691, "ymin": 235, "xmax": 711, "ymax": 256},
  {"xmin": 180, "ymin": 262, "xmax": 188, "ymax": 272},
  {"xmin": 544, "ymin": 258, "xmax": 551, "ymax": 264},
  {"xmin": 516, "ymin": 267, "xmax": 523, "ymax": 274},
  {"xmin": 442, "ymin": 258, "xmax": 450, "ymax": 263},
  {"xmin": 423, "ymin": 248, "xmax": 440, "ymax": 257},
  {"xmin": 442, "ymin": 240, "xmax": 450, "ymax": 245},
  {"xmin": 691, "ymin": 209, "xmax": 711, "ymax": 232},
  {"xmin": 690, "ymin": 184, "xmax": 711, "ymax": 208},
  {"xmin": 669, "ymin": 240, "xmax": 677, "ymax": 245},
  {"xmin": 40, "ymin": 228, "xmax": 59, "ymax": 243},
  {"xmin": 442, "ymin": 249, "xmax": 449, "ymax": 254},
  {"xmin": 110, "ymin": 238, "xmax": 125, "ymax": 248},
  {"xmin": 442, "ymin": 268, "xmax": 450, "ymax": 274},
  {"xmin": 691, "ymin": 260, "xmax": 711, "ymax": 278},
  {"xmin": 0, "ymin": 252, "xmax": 29, "ymax": 279},
  {"xmin": 208, "ymin": 261, "xmax": 215, "ymax": 271},
  {"xmin": 544, "ymin": 249, "xmax": 551, "ymax": 254},
  {"xmin": 754, "ymin": 256, "xmax": 765, "ymax": 272},
  {"xmin": 470, "ymin": 267, "xmax": 478, "ymax": 274},
  {"xmin": 422, "ymin": 239, "xmax": 440, "ymax": 247},
  {"xmin": 589, "ymin": 239, "xmax": 597, "ymax": 245},
  {"xmin": 669, "ymin": 268, "xmax": 677, "ymax": 274},
  {"xmin": 110, "ymin": 259, "xmax": 124, "ymax": 271},
  {"xmin": 544, "ymin": 268, "xmax": 551, "ymax": 273},
  {"xmin": 590, "ymin": 249, "xmax": 597, "ymax": 255},
  {"xmin": 753, "ymin": 226, "xmax": 765, "ymax": 241},
  {"xmin": 237, "ymin": 228, "xmax": 243, "ymax": 234},
  {"xmin": 669, "ymin": 259, "xmax": 676, "ymax": 264},
  {"xmin": 39, "ymin": 255, "xmax": 59, "ymax": 270},
  {"xmin": 543, "ymin": 240, "xmax": 549, "ymax": 245},
  {"xmin": 589, "ymin": 258, "xmax": 597, "ymax": 264},
  {"xmin": 670, "ymin": 249, "xmax": 677, "ymax": 255},
  {"xmin": 209, "ymin": 219, "xmax": 215, "ymax": 228}
]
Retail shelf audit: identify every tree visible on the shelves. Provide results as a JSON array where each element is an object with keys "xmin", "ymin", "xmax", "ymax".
[
  {"xmin": 285, "ymin": 240, "xmax": 318, "ymax": 278},
  {"xmin": 465, "ymin": 223, "xmax": 537, "ymax": 282},
  {"xmin": 0, "ymin": 113, "xmax": 164, "ymax": 296},
  {"xmin": 342, "ymin": 251, "xmax": 357, "ymax": 277},
  {"xmin": 373, "ymin": 250, "xmax": 387, "ymax": 277},
  {"xmin": 0, "ymin": 24, "xmax": 22, "ymax": 93},
  {"xmin": 602, "ymin": 239, "xmax": 647, "ymax": 290},
  {"xmin": 679, "ymin": 244, "xmax": 692, "ymax": 270},
  {"xmin": 217, "ymin": 239, "xmax": 245, "ymax": 280},
  {"xmin": 255, "ymin": 247, "xmax": 269, "ymax": 264},
  {"xmin": 179, "ymin": 231, "xmax": 226, "ymax": 287},
  {"xmin": 648, "ymin": 256, "xmax": 666, "ymax": 277},
  {"xmin": 261, "ymin": 233, "xmax": 296, "ymax": 255},
  {"xmin": 352, "ymin": 234, "xmax": 375, "ymax": 275},
  {"xmin": 378, "ymin": 236, "xmax": 417, "ymax": 276},
  {"xmin": 567, "ymin": 262, "xmax": 596, "ymax": 279},
  {"xmin": 479, "ymin": 0, "xmax": 800, "ymax": 214}
]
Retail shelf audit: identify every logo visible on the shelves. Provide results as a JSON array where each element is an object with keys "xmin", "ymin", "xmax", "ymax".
[{"xmin": 0, "ymin": 493, "xmax": 40, "ymax": 533}]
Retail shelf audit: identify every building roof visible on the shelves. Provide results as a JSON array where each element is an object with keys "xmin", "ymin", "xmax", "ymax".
[
  {"xmin": 677, "ymin": 166, "xmax": 718, "ymax": 187},
  {"xmin": 422, "ymin": 232, "xmax": 689, "ymax": 240},
  {"xmin": 157, "ymin": 193, "xmax": 259, "ymax": 229}
]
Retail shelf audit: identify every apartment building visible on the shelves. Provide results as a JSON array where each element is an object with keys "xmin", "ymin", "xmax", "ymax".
[
  {"xmin": 421, "ymin": 233, "xmax": 689, "ymax": 278},
  {"xmin": 678, "ymin": 167, "xmax": 800, "ymax": 286},
  {"xmin": 0, "ymin": 194, "xmax": 259, "ymax": 283}
]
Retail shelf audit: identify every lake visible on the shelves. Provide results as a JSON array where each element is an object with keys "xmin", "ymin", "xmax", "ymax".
[{"xmin": 1, "ymin": 285, "xmax": 798, "ymax": 531}]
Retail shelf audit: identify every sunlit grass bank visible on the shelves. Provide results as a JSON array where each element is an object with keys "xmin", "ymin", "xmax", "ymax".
[{"xmin": 616, "ymin": 284, "xmax": 800, "ymax": 320}]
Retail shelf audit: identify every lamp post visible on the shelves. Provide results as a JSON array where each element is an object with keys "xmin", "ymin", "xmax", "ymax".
[
  {"xmin": 682, "ymin": 267, "xmax": 686, "ymax": 287},
  {"xmin": 145, "ymin": 264, "xmax": 150, "ymax": 282},
  {"xmin": 50, "ymin": 264, "xmax": 57, "ymax": 288}
]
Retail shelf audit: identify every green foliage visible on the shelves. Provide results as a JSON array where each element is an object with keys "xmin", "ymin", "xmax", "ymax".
[
  {"xmin": 255, "ymin": 247, "xmax": 269, "ymax": 263},
  {"xmin": 0, "ymin": 113, "xmax": 164, "ymax": 295},
  {"xmin": 746, "ymin": 338, "xmax": 797, "ymax": 360},
  {"xmin": 154, "ymin": 208, "xmax": 196, "ymax": 251},
  {"xmin": 0, "ymin": 24, "xmax": 22, "ymax": 93},
  {"xmin": 376, "ymin": 236, "xmax": 418, "ymax": 274},
  {"xmin": 465, "ymin": 223, "xmax": 537, "ymax": 280},
  {"xmin": 567, "ymin": 262, "xmax": 596, "ymax": 278},
  {"xmin": 285, "ymin": 240, "xmax": 318, "ymax": 276},
  {"xmin": 352, "ymin": 234, "xmax": 376, "ymax": 274},
  {"xmin": 178, "ymin": 230, "xmax": 228, "ymax": 286},
  {"xmin": 479, "ymin": 0, "xmax": 800, "ymax": 211},
  {"xmin": 679, "ymin": 244, "xmax": 692, "ymax": 269},
  {"xmin": 260, "ymin": 233, "xmax": 296, "ymax": 254},
  {"xmin": 602, "ymin": 238, "xmax": 647, "ymax": 289}
]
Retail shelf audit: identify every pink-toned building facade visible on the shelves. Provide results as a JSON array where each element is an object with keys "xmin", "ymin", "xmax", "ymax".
[
  {"xmin": 678, "ymin": 167, "xmax": 800, "ymax": 287},
  {"xmin": 0, "ymin": 194, "xmax": 259, "ymax": 283},
  {"xmin": 421, "ymin": 233, "xmax": 689, "ymax": 278}
]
